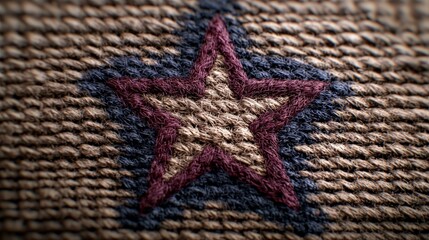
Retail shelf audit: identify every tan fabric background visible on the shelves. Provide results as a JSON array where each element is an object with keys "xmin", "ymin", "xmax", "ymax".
[{"xmin": 1, "ymin": 0, "xmax": 429, "ymax": 239}]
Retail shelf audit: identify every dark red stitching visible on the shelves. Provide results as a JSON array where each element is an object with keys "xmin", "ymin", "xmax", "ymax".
[{"xmin": 108, "ymin": 15, "xmax": 329, "ymax": 213}]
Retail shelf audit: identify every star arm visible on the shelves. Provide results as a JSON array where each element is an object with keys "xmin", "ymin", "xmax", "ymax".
[
  {"xmin": 243, "ymin": 79, "xmax": 330, "ymax": 132},
  {"xmin": 243, "ymin": 79, "xmax": 329, "ymax": 99}
]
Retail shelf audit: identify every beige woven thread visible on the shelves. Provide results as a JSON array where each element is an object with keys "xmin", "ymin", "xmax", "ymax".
[
  {"xmin": 143, "ymin": 55, "xmax": 288, "ymax": 178},
  {"xmin": 236, "ymin": 2, "xmax": 429, "ymax": 236},
  {"xmin": 0, "ymin": 1, "xmax": 197, "ymax": 239},
  {"xmin": 232, "ymin": 0, "xmax": 429, "ymax": 238},
  {"xmin": 1, "ymin": 0, "xmax": 429, "ymax": 239}
]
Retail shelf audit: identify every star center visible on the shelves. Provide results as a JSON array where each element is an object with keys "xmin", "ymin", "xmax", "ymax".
[{"xmin": 143, "ymin": 55, "xmax": 289, "ymax": 179}]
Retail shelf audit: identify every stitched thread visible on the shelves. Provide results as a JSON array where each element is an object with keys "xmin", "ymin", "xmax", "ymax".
[
  {"xmin": 142, "ymin": 55, "xmax": 290, "ymax": 178},
  {"xmin": 4, "ymin": 0, "xmax": 428, "ymax": 238},
  {"xmin": 108, "ymin": 15, "xmax": 329, "ymax": 213}
]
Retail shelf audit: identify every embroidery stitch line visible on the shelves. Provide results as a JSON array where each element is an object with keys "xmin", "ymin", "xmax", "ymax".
[{"xmin": 108, "ymin": 15, "xmax": 329, "ymax": 213}]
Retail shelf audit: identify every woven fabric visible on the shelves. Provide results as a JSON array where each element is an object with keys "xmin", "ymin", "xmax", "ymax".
[{"xmin": 1, "ymin": 0, "xmax": 429, "ymax": 239}]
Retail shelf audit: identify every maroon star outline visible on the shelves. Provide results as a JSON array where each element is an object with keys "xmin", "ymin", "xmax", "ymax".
[{"xmin": 108, "ymin": 15, "xmax": 329, "ymax": 213}]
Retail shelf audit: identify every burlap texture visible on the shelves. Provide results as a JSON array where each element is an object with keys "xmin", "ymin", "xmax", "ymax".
[{"xmin": 1, "ymin": 0, "xmax": 429, "ymax": 239}]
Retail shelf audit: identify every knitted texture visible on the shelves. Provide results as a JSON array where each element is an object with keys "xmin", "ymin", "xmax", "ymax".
[
  {"xmin": 108, "ymin": 15, "xmax": 330, "ymax": 213},
  {"xmin": 1, "ymin": 0, "xmax": 429, "ymax": 240}
]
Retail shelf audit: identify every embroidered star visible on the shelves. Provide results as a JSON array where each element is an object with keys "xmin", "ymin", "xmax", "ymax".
[{"xmin": 108, "ymin": 15, "xmax": 329, "ymax": 213}]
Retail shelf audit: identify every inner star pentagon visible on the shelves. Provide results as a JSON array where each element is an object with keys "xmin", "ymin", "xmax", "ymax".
[
  {"xmin": 107, "ymin": 15, "xmax": 329, "ymax": 213},
  {"xmin": 143, "ymin": 55, "xmax": 289, "ymax": 179}
]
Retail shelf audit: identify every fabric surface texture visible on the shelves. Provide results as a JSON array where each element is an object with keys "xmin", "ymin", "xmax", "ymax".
[{"xmin": 1, "ymin": 0, "xmax": 429, "ymax": 240}]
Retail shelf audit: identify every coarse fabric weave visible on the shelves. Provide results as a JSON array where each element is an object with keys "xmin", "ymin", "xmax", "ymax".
[{"xmin": 1, "ymin": 0, "xmax": 429, "ymax": 240}]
